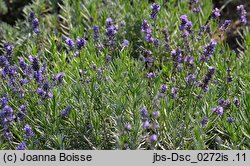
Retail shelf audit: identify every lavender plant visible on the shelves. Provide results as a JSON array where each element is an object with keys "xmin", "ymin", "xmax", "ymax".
[{"xmin": 0, "ymin": 0, "xmax": 249, "ymax": 150}]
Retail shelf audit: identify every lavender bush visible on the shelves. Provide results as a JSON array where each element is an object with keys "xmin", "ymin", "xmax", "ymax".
[{"xmin": 0, "ymin": 0, "xmax": 249, "ymax": 150}]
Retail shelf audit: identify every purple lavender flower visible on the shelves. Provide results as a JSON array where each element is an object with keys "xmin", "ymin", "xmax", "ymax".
[
  {"xmin": 150, "ymin": 3, "xmax": 160, "ymax": 20},
  {"xmin": 218, "ymin": 99, "xmax": 225, "ymax": 106},
  {"xmin": 199, "ymin": 67, "xmax": 215, "ymax": 92},
  {"xmin": 147, "ymin": 72, "xmax": 156, "ymax": 79},
  {"xmin": 201, "ymin": 39, "xmax": 217, "ymax": 61},
  {"xmin": 211, "ymin": 8, "xmax": 221, "ymax": 19},
  {"xmin": 19, "ymin": 57, "xmax": 28, "ymax": 71},
  {"xmin": 31, "ymin": 18, "xmax": 40, "ymax": 33},
  {"xmin": 162, "ymin": 29, "xmax": 169, "ymax": 42},
  {"xmin": 0, "ymin": 95, "xmax": 8, "ymax": 108},
  {"xmin": 17, "ymin": 141, "xmax": 26, "ymax": 150},
  {"xmin": 2, "ymin": 131, "xmax": 13, "ymax": 141},
  {"xmin": 240, "ymin": 15, "xmax": 247, "ymax": 25},
  {"xmin": 152, "ymin": 111, "xmax": 160, "ymax": 119},
  {"xmin": 96, "ymin": 68, "xmax": 104, "ymax": 80},
  {"xmin": 201, "ymin": 116, "xmax": 208, "ymax": 126},
  {"xmin": 29, "ymin": 11, "xmax": 35, "ymax": 21},
  {"xmin": 151, "ymin": 122, "xmax": 160, "ymax": 129},
  {"xmin": 106, "ymin": 17, "xmax": 113, "ymax": 28},
  {"xmin": 36, "ymin": 82, "xmax": 53, "ymax": 99},
  {"xmin": 153, "ymin": 96, "xmax": 160, "ymax": 107},
  {"xmin": 18, "ymin": 88, "xmax": 25, "ymax": 98},
  {"xmin": 41, "ymin": 63, "xmax": 48, "ymax": 72},
  {"xmin": 29, "ymin": 56, "xmax": 40, "ymax": 71},
  {"xmin": 197, "ymin": 25, "xmax": 207, "ymax": 39},
  {"xmin": 186, "ymin": 74, "xmax": 196, "ymax": 85},
  {"xmin": 76, "ymin": 37, "xmax": 87, "ymax": 49},
  {"xmin": 46, "ymin": 92, "xmax": 53, "ymax": 99},
  {"xmin": 182, "ymin": 31, "xmax": 190, "ymax": 38},
  {"xmin": 185, "ymin": 21, "xmax": 193, "ymax": 33},
  {"xmin": 184, "ymin": 56, "xmax": 194, "ymax": 66},
  {"xmin": 122, "ymin": 39, "xmax": 129, "ymax": 48},
  {"xmin": 145, "ymin": 33, "xmax": 154, "ymax": 43},
  {"xmin": 219, "ymin": 20, "xmax": 231, "ymax": 31},
  {"xmin": 179, "ymin": 15, "xmax": 192, "ymax": 36},
  {"xmin": 65, "ymin": 38, "xmax": 75, "ymax": 50},
  {"xmin": 150, "ymin": 134, "xmax": 158, "ymax": 144},
  {"xmin": 141, "ymin": 19, "xmax": 155, "ymax": 43},
  {"xmin": 1, "ymin": 105, "xmax": 16, "ymax": 125},
  {"xmin": 153, "ymin": 38, "xmax": 160, "ymax": 48},
  {"xmin": 237, "ymin": 5, "xmax": 247, "ymax": 25},
  {"xmin": 42, "ymin": 81, "xmax": 50, "ymax": 92},
  {"xmin": 17, "ymin": 105, "xmax": 26, "ymax": 121},
  {"xmin": 125, "ymin": 123, "xmax": 132, "ymax": 132},
  {"xmin": 86, "ymin": 78, "xmax": 90, "ymax": 84},
  {"xmin": 227, "ymin": 117, "xmax": 234, "ymax": 123},
  {"xmin": 3, "ymin": 124, "xmax": 8, "ymax": 131},
  {"xmin": 24, "ymin": 124, "xmax": 34, "ymax": 139},
  {"xmin": 189, "ymin": 0, "xmax": 201, "ymax": 13},
  {"xmin": 74, "ymin": 50, "xmax": 79, "ymax": 57},
  {"xmin": 141, "ymin": 20, "xmax": 152, "ymax": 34},
  {"xmin": 33, "ymin": 28, "xmax": 40, "ymax": 34},
  {"xmin": 223, "ymin": 99, "xmax": 231, "ymax": 109},
  {"xmin": 171, "ymin": 48, "xmax": 183, "ymax": 64},
  {"xmin": 54, "ymin": 72, "xmax": 64, "ymax": 85},
  {"xmin": 7, "ymin": 77, "xmax": 17, "ymax": 88},
  {"xmin": 180, "ymin": 15, "xmax": 188, "ymax": 30},
  {"xmin": 104, "ymin": 18, "xmax": 118, "ymax": 47},
  {"xmin": 4, "ymin": 42, "xmax": 14, "ymax": 55},
  {"xmin": 92, "ymin": 25, "xmax": 100, "ymax": 43},
  {"xmin": 8, "ymin": 66, "xmax": 17, "ymax": 77},
  {"xmin": 212, "ymin": 106, "xmax": 223, "ymax": 116},
  {"xmin": 162, "ymin": 29, "xmax": 170, "ymax": 50},
  {"xmin": 61, "ymin": 106, "xmax": 72, "ymax": 117},
  {"xmin": 171, "ymin": 87, "xmax": 178, "ymax": 99},
  {"xmin": 110, "ymin": 40, "xmax": 117, "ymax": 47},
  {"xmin": 106, "ymin": 25, "xmax": 117, "ymax": 39},
  {"xmin": 233, "ymin": 98, "xmax": 240, "ymax": 107},
  {"xmin": 33, "ymin": 70, "xmax": 43, "ymax": 83},
  {"xmin": 237, "ymin": 5, "xmax": 247, "ymax": 14},
  {"xmin": 0, "ymin": 56, "xmax": 9, "ymax": 66},
  {"xmin": 218, "ymin": 99, "xmax": 231, "ymax": 109},
  {"xmin": 160, "ymin": 84, "xmax": 168, "ymax": 93},
  {"xmin": 37, "ymin": 87, "xmax": 44, "ymax": 96},
  {"xmin": 141, "ymin": 107, "xmax": 148, "ymax": 118},
  {"xmin": 143, "ymin": 120, "xmax": 150, "ymax": 129},
  {"xmin": 1, "ymin": 66, "xmax": 9, "ymax": 79},
  {"xmin": 193, "ymin": 7, "xmax": 201, "ymax": 13},
  {"xmin": 32, "ymin": 18, "xmax": 39, "ymax": 28}
]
